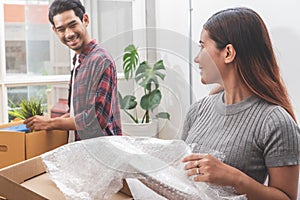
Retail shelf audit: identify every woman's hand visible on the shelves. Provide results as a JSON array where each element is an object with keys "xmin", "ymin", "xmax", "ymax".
[
  {"xmin": 183, "ymin": 154, "xmax": 299, "ymax": 199},
  {"xmin": 182, "ymin": 153, "xmax": 239, "ymax": 187}
]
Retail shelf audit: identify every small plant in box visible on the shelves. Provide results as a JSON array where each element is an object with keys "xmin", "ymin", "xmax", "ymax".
[
  {"xmin": 8, "ymin": 98, "xmax": 44, "ymax": 120},
  {"xmin": 118, "ymin": 44, "xmax": 170, "ymax": 124}
]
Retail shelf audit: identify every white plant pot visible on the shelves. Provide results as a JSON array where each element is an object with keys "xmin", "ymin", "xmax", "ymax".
[{"xmin": 122, "ymin": 119, "xmax": 158, "ymax": 137}]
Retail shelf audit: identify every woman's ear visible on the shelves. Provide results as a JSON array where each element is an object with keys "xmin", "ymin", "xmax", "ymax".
[{"xmin": 224, "ymin": 44, "xmax": 236, "ymax": 63}]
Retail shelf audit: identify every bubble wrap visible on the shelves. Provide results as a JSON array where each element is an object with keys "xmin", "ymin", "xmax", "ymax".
[{"xmin": 41, "ymin": 136, "xmax": 246, "ymax": 200}]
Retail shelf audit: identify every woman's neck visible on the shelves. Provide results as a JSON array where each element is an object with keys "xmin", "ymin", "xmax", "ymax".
[{"xmin": 223, "ymin": 85, "xmax": 251, "ymax": 105}]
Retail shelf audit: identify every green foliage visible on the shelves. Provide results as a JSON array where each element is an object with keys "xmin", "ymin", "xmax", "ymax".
[
  {"xmin": 119, "ymin": 44, "xmax": 171, "ymax": 123},
  {"xmin": 8, "ymin": 98, "xmax": 43, "ymax": 120},
  {"xmin": 123, "ymin": 44, "xmax": 139, "ymax": 80}
]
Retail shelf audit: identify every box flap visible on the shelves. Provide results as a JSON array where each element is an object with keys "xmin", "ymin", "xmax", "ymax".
[
  {"xmin": 0, "ymin": 119, "xmax": 24, "ymax": 128},
  {"xmin": 0, "ymin": 156, "xmax": 45, "ymax": 183},
  {"xmin": 0, "ymin": 157, "xmax": 133, "ymax": 199},
  {"xmin": 21, "ymin": 173, "xmax": 66, "ymax": 199},
  {"xmin": 0, "ymin": 174, "xmax": 47, "ymax": 200},
  {"xmin": 21, "ymin": 174, "xmax": 133, "ymax": 200},
  {"xmin": 120, "ymin": 179, "xmax": 132, "ymax": 197}
]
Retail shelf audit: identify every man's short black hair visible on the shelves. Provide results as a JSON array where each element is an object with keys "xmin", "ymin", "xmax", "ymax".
[{"xmin": 48, "ymin": 0, "xmax": 85, "ymax": 26}]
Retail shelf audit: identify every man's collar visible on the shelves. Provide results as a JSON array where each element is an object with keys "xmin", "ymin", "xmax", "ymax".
[{"xmin": 72, "ymin": 39, "xmax": 97, "ymax": 65}]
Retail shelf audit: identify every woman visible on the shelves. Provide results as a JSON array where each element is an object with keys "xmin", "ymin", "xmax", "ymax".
[{"xmin": 182, "ymin": 7, "xmax": 300, "ymax": 200}]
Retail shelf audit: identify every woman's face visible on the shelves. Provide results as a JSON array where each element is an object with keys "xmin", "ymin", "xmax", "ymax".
[{"xmin": 194, "ymin": 29, "xmax": 225, "ymax": 85}]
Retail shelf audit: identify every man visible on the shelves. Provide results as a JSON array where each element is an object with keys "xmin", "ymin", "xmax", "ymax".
[{"xmin": 24, "ymin": 0, "xmax": 122, "ymax": 141}]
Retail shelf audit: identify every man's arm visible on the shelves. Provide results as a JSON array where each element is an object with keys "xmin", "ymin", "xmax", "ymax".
[{"xmin": 24, "ymin": 115, "xmax": 76, "ymax": 132}]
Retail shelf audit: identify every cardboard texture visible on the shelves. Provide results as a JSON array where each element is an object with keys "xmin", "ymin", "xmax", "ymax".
[
  {"xmin": 0, "ymin": 120, "xmax": 68, "ymax": 168},
  {"xmin": 0, "ymin": 157, "xmax": 133, "ymax": 200}
]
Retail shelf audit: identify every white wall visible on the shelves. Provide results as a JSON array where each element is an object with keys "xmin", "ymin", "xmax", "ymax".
[{"xmin": 155, "ymin": 0, "xmax": 300, "ymax": 125}]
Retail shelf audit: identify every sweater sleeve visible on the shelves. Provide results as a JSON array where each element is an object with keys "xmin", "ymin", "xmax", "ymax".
[
  {"xmin": 181, "ymin": 101, "xmax": 202, "ymax": 141},
  {"xmin": 261, "ymin": 106, "xmax": 300, "ymax": 167}
]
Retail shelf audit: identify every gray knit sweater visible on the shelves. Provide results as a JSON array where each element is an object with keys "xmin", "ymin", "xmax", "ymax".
[{"xmin": 182, "ymin": 92, "xmax": 300, "ymax": 183}]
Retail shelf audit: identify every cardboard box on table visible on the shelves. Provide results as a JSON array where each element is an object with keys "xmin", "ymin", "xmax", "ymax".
[
  {"xmin": 0, "ymin": 156, "xmax": 133, "ymax": 200},
  {"xmin": 0, "ymin": 120, "xmax": 68, "ymax": 169}
]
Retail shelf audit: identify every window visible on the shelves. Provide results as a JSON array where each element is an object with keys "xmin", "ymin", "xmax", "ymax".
[
  {"xmin": 86, "ymin": 0, "xmax": 145, "ymax": 72},
  {"xmin": 0, "ymin": 0, "xmax": 146, "ymax": 124},
  {"xmin": 0, "ymin": 1, "xmax": 70, "ymax": 123}
]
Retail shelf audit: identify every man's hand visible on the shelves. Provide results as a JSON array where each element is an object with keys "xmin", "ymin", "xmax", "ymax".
[{"xmin": 24, "ymin": 115, "xmax": 53, "ymax": 132}]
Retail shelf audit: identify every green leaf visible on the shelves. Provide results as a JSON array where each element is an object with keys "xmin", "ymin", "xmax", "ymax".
[
  {"xmin": 156, "ymin": 112, "xmax": 170, "ymax": 120},
  {"xmin": 8, "ymin": 109, "xmax": 26, "ymax": 120},
  {"xmin": 140, "ymin": 89, "xmax": 162, "ymax": 111},
  {"xmin": 123, "ymin": 44, "xmax": 139, "ymax": 80},
  {"xmin": 124, "ymin": 44, "xmax": 136, "ymax": 52},
  {"xmin": 118, "ymin": 92, "xmax": 137, "ymax": 110},
  {"xmin": 118, "ymin": 91, "xmax": 138, "ymax": 123},
  {"xmin": 154, "ymin": 71, "xmax": 166, "ymax": 81},
  {"xmin": 153, "ymin": 60, "xmax": 166, "ymax": 70},
  {"xmin": 135, "ymin": 60, "xmax": 166, "ymax": 91},
  {"xmin": 122, "ymin": 95, "xmax": 137, "ymax": 110},
  {"xmin": 8, "ymin": 98, "xmax": 43, "ymax": 120},
  {"xmin": 118, "ymin": 91, "xmax": 123, "ymax": 103},
  {"xmin": 135, "ymin": 61, "xmax": 148, "ymax": 77}
]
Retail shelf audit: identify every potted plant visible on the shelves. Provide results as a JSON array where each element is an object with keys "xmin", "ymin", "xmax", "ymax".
[
  {"xmin": 118, "ymin": 44, "xmax": 170, "ymax": 136},
  {"xmin": 8, "ymin": 98, "xmax": 44, "ymax": 120},
  {"xmin": 5, "ymin": 98, "xmax": 43, "ymax": 132}
]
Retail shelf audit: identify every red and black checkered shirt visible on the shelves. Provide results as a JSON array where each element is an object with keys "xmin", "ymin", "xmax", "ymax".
[{"xmin": 69, "ymin": 40, "xmax": 122, "ymax": 139}]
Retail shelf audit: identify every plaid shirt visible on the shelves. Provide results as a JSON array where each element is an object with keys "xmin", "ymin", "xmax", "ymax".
[{"xmin": 69, "ymin": 40, "xmax": 122, "ymax": 139}]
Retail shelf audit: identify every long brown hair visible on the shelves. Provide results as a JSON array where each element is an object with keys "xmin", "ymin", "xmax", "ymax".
[{"xmin": 203, "ymin": 7, "xmax": 297, "ymax": 122}]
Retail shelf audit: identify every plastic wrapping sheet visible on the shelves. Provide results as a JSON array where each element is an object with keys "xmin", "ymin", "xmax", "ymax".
[{"xmin": 41, "ymin": 136, "xmax": 246, "ymax": 200}]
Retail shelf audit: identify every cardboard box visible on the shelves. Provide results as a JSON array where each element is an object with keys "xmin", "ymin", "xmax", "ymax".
[
  {"xmin": 0, "ymin": 156, "xmax": 133, "ymax": 200},
  {"xmin": 0, "ymin": 120, "xmax": 68, "ymax": 169}
]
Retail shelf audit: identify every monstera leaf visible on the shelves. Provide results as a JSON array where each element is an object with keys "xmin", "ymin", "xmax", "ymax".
[{"xmin": 119, "ymin": 44, "xmax": 170, "ymax": 124}]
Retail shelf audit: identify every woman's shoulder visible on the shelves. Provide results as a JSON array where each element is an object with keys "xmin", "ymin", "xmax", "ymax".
[
  {"xmin": 263, "ymin": 104, "xmax": 298, "ymax": 125},
  {"xmin": 257, "ymin": 102, "xmax": 299, "ymax": 140},
  {"xmin": 188, "ymin": 92, "xmax": 221, "ymax": 114}
]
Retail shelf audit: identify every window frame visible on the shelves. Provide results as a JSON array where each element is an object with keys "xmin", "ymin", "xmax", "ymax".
[
  {"xmin": 0, "ymin": 1, "xmax": 70, "ymax": 124},
  {"xmin": 0, "ymin": 0, "xmax": 148, "ymax": 124}
]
